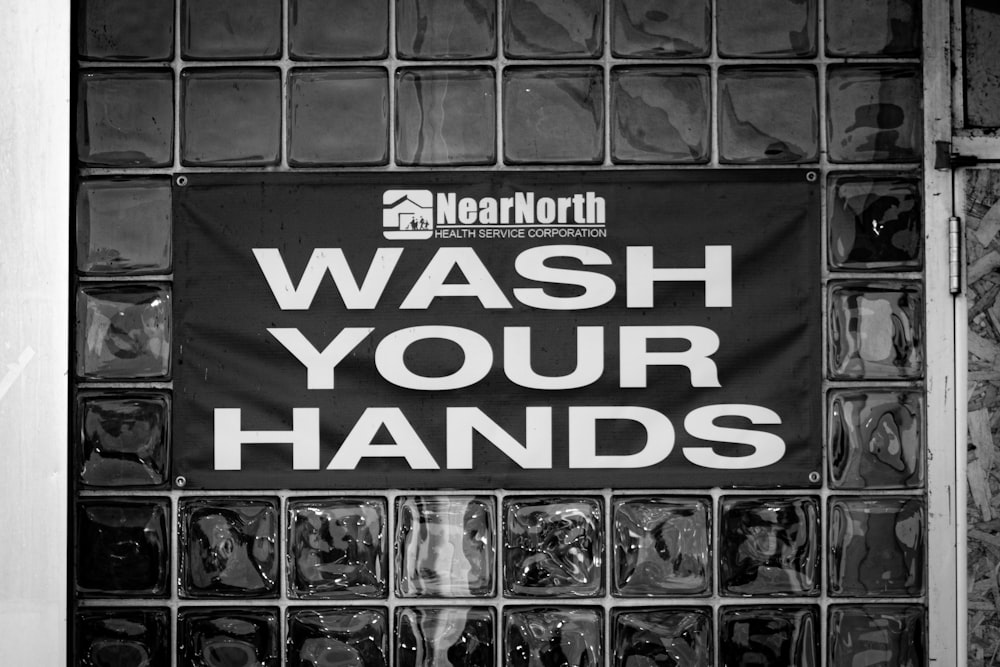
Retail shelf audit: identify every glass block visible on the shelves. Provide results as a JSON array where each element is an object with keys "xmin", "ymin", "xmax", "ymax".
[
  {"xmin": 397, "ymin": 0, "xmax": 496, "ymax": 59},
  {"xmin": 288, "ymin": 497, "xmax": 387, "ymax": 599},
  {"xmin": 289, "ymin": 0, "xmax": 388, "ymax": 59},
  {"xmin": 829, "ymin": 605, "xmax": 925, "ymax": 666},
  {"xmin": 182, "ymin": 0, "xmax": 281, "ymax": 59},
  {"xmin": 503, "ymin": 67, "xmax": 604, "ymax": 165},
  {"xmin": 288, "ymin": 68, "xmax": 388, "ymax": 167},
  {"xmin": 396, "ymin": 495, "xmax": 495, "ymax": 597},
  {"xmin": 719, "ymin": 606, "xmax": 819, "ymax": 667},
  {"xmin": 78, "ymin": 0, "xmax": 174, "ymax": 61},
  {"xmin": 827, "ymin": 66, "xmax": 922, "ymax": 163},
  {"xmin": 828, "ymin": 173, "xmax": 922, "ymax": 271},
  {"xmin": 76, "ymin": 499, "xmax": 169, "ymax": 597},
  {"xmin": 77, "ymin": 70, "xmax": 173, "ymax": 167},
  {"xmin": 179, "ymin": 497, "xmax": 279, "ymax": 598},
  {"xmin": 181, "ymin": 68, "xmax": 281, "ymax": 166},
  {"xmin": 504, "ymin": 607, "xmax": 603, "ymax": 667},
  {"xmin": 504, "ymin": 0, "xmax": 602, "ymax": 58},
  {"xmin": 503, "ymin": 496, "xmax": 603, "ymax": 597},
  {"xmin": 612, "ymin": 496, "xmax": 711, "ymax": 596},
  {"xmin": 611, "ymin": 608, "xmax": 712, "ymax": 667},
  {"xmin": 826, "ymin": 0, "xmax": 920, "ymax": 57},
  {"xmin": 395, "ymin": 607, "xmax": 495, "ymax": 667},
  {"xmin": 287, "ymin": 608, "xmax": 388, "ymax": 667},
  {"xmin": 75, "ymin": 608, "xmax": 169, "ymax": 667},
  {"xmin": 77, "ymin": 177, "xmax": 172, "ymax": 275},
  {"xmin": 717, "ymin": 0, "xmax": 816, "ymax": 58},
  {"xmin": 828, "ymin": 497, "xmax": 925, "ymax": 597},
  {"xmin": 76, "ymin": 284, "xmax": 171, "ymax": 380},
  {"xmin": 178, "ymin": 608, "xmax": 279, "ymax": 667},
  {"xmin": 611, "ymin": 66, "xmax": 710, "ymax": 164},
  {"xmin": 396, "ymin": 68, "xmax": 496, "ymax": 166},
  {"xmin": 829, "ymin": 390, "xmax": 924, "ymax": 489},
  {"xmin": 77, "ymin": 392, "xmax": 169, "ymax": 487},
  {"xmin": 964, "ymin": 2, "xmax": 1000, "ymax": 128},
  {"xmin": 719, "ymin": 496, "xmax": 820, "ymax": 596},
  {"xmin": 611, "ymin": 0, "xmax": 710, "ymax": 58},
  {"xmin": 828, "ymin": 281, "xmax": 923, "ymax": 379}
]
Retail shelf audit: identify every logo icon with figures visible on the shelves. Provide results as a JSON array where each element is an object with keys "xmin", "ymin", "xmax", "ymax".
[{"xmin": 383, "ymin": 190, "xmax": 434, "ymax": 239}]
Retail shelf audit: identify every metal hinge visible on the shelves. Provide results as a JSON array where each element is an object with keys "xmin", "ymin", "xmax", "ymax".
[
  {"xmin": 936, "ymin": 140, "xmax": 980, "ymax": 169},
  {"xmin": 950, "ymin": 215, "xmax": 962, "ymax": 295}
]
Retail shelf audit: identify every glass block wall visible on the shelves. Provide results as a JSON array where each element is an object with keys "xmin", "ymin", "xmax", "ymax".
[{"xmin": 72, "ymin": 0, "xmax": 928, "ymax": 664}]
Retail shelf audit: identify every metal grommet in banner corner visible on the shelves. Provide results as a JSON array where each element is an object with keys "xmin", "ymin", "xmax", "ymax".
[
  {"xmin": 176, "ymin": 175, "xmax": 188, "ymax": 187},
  {"xmin": 805, "ymin": 171, "xmax": 817, "ymax": 183},
  {"xmin": 808, "ymin": 471, "xmax": 821, "ymax": 483},
  {"xmin": 175, "ymin": 475, "xmax": 187, "ymax": 488}
]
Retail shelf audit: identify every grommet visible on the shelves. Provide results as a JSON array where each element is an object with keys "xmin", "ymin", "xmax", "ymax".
[
  {"xmin": 808, "ymin": 471, "xmax": 821, "ymax": 484},
  {"xmin": 805, "ymin": 171, "xmax": 817, "ymax": 183},
  {"xmin": 175, "ymin": 475, "xmax": 187, "ymax": 488},
  {"xmin": 176, "ymin": 175, "xmax": 188, "ymax": 187}
]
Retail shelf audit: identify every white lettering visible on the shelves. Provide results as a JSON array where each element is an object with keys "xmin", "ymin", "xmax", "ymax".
[
  {"xmin": 683, "ymin": 404, "xmax": 785, "ymax": 469},
  {"xmin": 619, "ymin": 326, "xmax": 721, "ymax": 387},
  {"xmin": 626, "ymin": 246, "xmax": 732, "ymax": 308}
]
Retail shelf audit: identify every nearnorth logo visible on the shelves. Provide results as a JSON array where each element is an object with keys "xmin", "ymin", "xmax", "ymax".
[{"xmin": 383, "ymin": 190, "xmax": 435, "ymax": 240}]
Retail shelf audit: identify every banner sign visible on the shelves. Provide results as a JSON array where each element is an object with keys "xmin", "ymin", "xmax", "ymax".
[{"xmin": 173, "ymin": 171, "xmax": 820, "ymax": 489}]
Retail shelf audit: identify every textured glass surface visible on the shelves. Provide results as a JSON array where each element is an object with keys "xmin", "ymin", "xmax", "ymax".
[
  {"xmin": 828, "ymin": 281, "xmax": 923, "ymax": 379},
  {"xmin": 504, "ymin": 607, "xmax": 602, "ymax": 667},
  {"xmin": 396, "ymin": 496, "xmax": 495, "ymax": 597},
  {"xmin": 288, "ymin": 68, "xmax": 388, "ymax": 167},
  {"xmin": 179, "ymin": 497, "xmax": 279, "ymax": 598},
  {"xmin": 181, "ymin": 68, "xmax": 281, "ymax": 166},
  {"xmin": 288, "ymin": 497, "xmax": 386, "ymax": 599},
  {"xmin": 79, "ymin": 0, "xmax": 174, "ymax": 60},
  {"xmin": 397, "ymin": 0, "xmax": 496, "ymax": 59},
  {"xmin": 829, "ymin": 390, "xmax": 924, "ymax": 489},
  {"xmin": 76, "ymin": 608, "xmax": 169, "ymax": 667},
  {"xmin": 719, "ymin": 497, "xmax": 820, "ymax": 596},
  {"xmin": 612, "ymin": 608, "xmax": 711, "ymax": 667},
  {"xmin": 178, "ymin": 608, "xmax": 279, "ymax": 667},
  {"xmin": 829, "ymin": 497, "xmax": 925, "ymax": 596},
  {"xmin": 828, "ymin": 605, "xmax": 925, "ymax": 666},
  {"xmin": 77, "ymin": 70, "xmax": 173, "ymax": 167},
  {"xmin": 964, "ymin": 2, "xmax": 1000, "ymax": 127},
  {"xmin": 289, "ymin": 0, "xmax": 388, "ymax": 60},
  {"xmin": 611, "ymin": 0, "xmax": 710, "ymax": 58},
  {"xmin": 182, "ymin": 0, "xmax": 281, "ymax": 59},
  {"xmin": 826, "ymin": 0, "xmax": 920, "ymax": 56},
  {"xmin": 828, "ymin": 172, "xmax": 922, "ymax": 270},
  {"xmin": 77, "ymin": 177, "xmax": 172, "ymax": 275},
  {"xmin": 395, "ymin": 607, "xmax": 495, "ymax": 667},
  {"xmin": 719, "ymin": 606, "xmax": 819, "ymax": 667},
  {"xmin": 717, "ymin": 0, "xmax": 816, "ymax": 57},
  {"xmin": 76, "ymin": 284, "xmax": 171, "ymax": 379},
  {"xmin": 719, "ymin": 67, "xmax": 818, "ymax": 164},
  {"xmin": 287, "ymin": 608, "xmax": 388, "ymax": 667},
  {"xmin": 827, "ymin": 66, "xmax": 921, "ymax": 163},
  {"xmin": 78, "ymin": 392, "xmax": 169, "ymax": 487},
  {"xmin": 396, "ymin": 68, "xmax": 496, "ymax": 166},
  {"xmin": 76, "ymin": 499, "xmax": 169, "ymax": 597},
  {"xmin": 504, "ymin": 0, "xmax": 602, "ymax": 58},
  {"xmin": 503, "ymin": 67, "xmax": 604, "ymax": 165},
  {"xmin": 612, "ymin": 496, "xmax": 711, "ymax": 596},
  {"xmin": 611, "ymin": 67, "xmax": 710, "ymax": 164},
  {"xmin": 503, "ymin": 496, "xmax": 603, "ymax": 597}
]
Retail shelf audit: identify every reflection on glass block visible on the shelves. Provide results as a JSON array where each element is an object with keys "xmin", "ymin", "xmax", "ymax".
[
  {"xmin": 182, "ymin": 0, "xmax": 281, "ymax": 59},
  {"xmin": 77, "ymin": 70, "xmax": 173, "ymax": 167},
  {"xmin": 964, "ymin": 3, "xmax": 1000, "ymax": 128},
  {"xmin": 720, "ymin": 606, "xmax": 819, "ymax": 666},
  {"xmin": 78, "ymin": 0, "xmax": 174, "ymax": 61},
  {"xmin": 826, "ymin": 0, "xmax": 920, "ymax": 57},
  {"xmin": 612, "ymin": 497, "xmax": 711, "ymax": 596},
  {"xmin": 396, "ymin": 496, "xmax": 495, "ymax": 597},
  {"xmin": 719, "ymin": 67, "xmax": 818, "ymax": 164},
  {"xmin": 719, "ymin": 497, "xmax": 820, "ymax": 596},
  {"xmin": 396, "ymin": 607, "xmax": 495, "ymax": 667},
  {"xmin": 504, "ymin": 0, "xmax": 602, "ymax": 58},
  {"xmin": 179, "ymin": 497, "xmax": 279, "ymax": 598},
  {"xmin": 829, "ymin": 497, "xmax": 925, "ymax": 597},
  {"xmin": 717, "ymin": 0, "xmax": 816, "ymax": 57},
  {"xmin": 288, "ymin": 498, "xmax": 386, "ymax": 599},
  {"xmin": 829, "ymin": 390, "xmax": 923, "ymax": 489},
  {"xmin": 181, "ymin": 68, "xmax": 281, "ymax": 166},
  {"xmin": 397, "ymin": 0, "xmax": 496, "ymax": 59},
  {"xmin": 829, "ymin": 281, "xmax": 923, "ymax": 379},
  {"xmin": 396, "ymin": 68, "xmax": 496, "ymax": 166},
  {"xmin": 289, "ymin": 0, "xmax": 388, "ymax": 59},
  {"xmin": 76, "ymin": 499, "xmax": 169, "ymax": 597},
  {"xmin": 287, "ymin": 608, "xmax": 388, "ymax": 667},
  {"xmin": 612, "ymin": 608, "xmax": 711, "ymax": 667},
  {"xmin": 504, "ymin": 496, "xmax": 603, "ymax": 597},
  {"xmin": 78, "ymin": 392, "xmax": 169, "ymax": 487},
  {"xmin": 612, "ymin": 0, "xmax": 710, "ymax": 58},
  {"xmin": 76, "ymin": 284, "xmax": 171, "ymax": 379},
  {"xmin": 827, "ymin": 66, "xmax": 921, "ymax": 163},
  {"xmin": 611, "ymin": 67, "xmax": 710, "ymax": 164},
  {"xmin": 77, "ymin": 178, "xmax": 172, "ymax": 275},
  {"xmin": 503, "ymin": 67, "xmax": 604, "ymax": 165},
  {"xmin": 76, "ymin": 608, "xmax": 169, "ymax": 667},
  {"xmin": 178, "ymin": 608, "xmax": 279, "ymax": 667},
  {"xmin": 829, "ymin": 605, "xmax": 925, "ymax": 666},
  {"xmin": 828, "ymin": 173, "xmax": 922, "ymax": 270},
  {"xmin": 289, "ymin": 68, "xmax": 388, "ymax": 166},
  {"xmin": 504, "ymin": 607, "xmax": 603, "ymax": 667}
]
